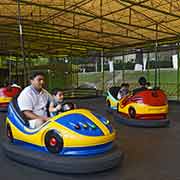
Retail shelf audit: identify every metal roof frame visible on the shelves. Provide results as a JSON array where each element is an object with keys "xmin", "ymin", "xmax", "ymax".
[{"xmin": 0, "ymin": 0, "xmax": 180, "ymax": 56}]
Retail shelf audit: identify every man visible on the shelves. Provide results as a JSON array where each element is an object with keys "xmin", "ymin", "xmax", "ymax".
[
  {"xmin": 17, "ymin": 72, "xmax": 51, "ymax": 128},
  {"xmin": 133, "ymin": 76, "xmax": 147, "ymax": 95}
]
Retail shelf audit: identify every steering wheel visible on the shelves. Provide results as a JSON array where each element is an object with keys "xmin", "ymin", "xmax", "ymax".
[{"xmin": 60, "ymin": 102, "xmax": 75, "ymax": 112}]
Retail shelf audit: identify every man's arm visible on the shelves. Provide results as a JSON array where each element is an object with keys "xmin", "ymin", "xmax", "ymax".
[{"xmin": 23, "ymin": 110, "xmax": 49, "ymax": 122}]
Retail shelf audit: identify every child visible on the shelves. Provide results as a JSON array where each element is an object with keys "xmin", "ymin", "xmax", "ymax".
[
  {"xmin": 49, "ymin": 88, "xmax": 64, "ymax": 117},
  {"xmin": 117, "ymin": 83, "xmax": 129, "ymax": 100}
]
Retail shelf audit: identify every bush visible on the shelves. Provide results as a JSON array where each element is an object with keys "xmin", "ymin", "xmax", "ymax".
[{"xmin": 148, "ymin": 60, "xmax": 172, "ymax": 69}]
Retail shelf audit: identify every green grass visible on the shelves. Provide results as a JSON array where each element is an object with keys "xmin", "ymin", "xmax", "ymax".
[{"xmin": 78, "ymin": 69, "xmax": 180, "ymax": 99}]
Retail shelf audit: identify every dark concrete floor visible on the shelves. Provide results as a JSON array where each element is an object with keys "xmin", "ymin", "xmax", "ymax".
[{"xmin": 0, "ymin": 97, "xmax": 180, "ymax": 180}]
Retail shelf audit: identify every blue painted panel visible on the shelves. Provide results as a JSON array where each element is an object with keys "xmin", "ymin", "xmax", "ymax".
[{"xmin": 55, "ymin": 114, "xmax": 104, "ymax": 136}]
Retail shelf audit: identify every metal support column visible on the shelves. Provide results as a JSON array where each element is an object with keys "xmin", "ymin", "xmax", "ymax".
[
  {"xmin": 76, "ymin": 65, "xmax": 79, "ymax": 88},
  {"xmin": 147, "ymin": 52, "xmax": 150, "ymax": 82},
  {"xmin": 100, "ymin": 0, "xmax": 104, "ymax": 91},
  {"xmin": 48, "ymin": 69, "xmax": 52, "ymax": 91},
  {"xmin": 154, "ymin": 24, "xmax": 158, "ymax": 88},
  {"xmin": 177, "ymin": 42, "xmax": 180, "ymax": 101},
  {"xmin": 70, "ymin": 46, "xmax": 73, "ymax": 89},
  {"xmin": 17, "ymin": 0, "xmax": 26, "ymax": 87},
  {"xmin": 122, "ymin": 52, "xmax": 125, "ymax": 83},
  {"xmin": 112, "ymin": 57, "xmax": 115, "ymax": 86},
  {"xmin": 158, "ymin": 53, "xmax": 161, "ymax": 87},
  {"xmin": 15, "ymin": 57, "xmax": 18, "ymax": 82},
  {"xmin": 8, "ymin": 57, "xmax": 12, "ymax": 84},
  {"xmin": 101, "ymin": 50, "xmax": 105, "ymax": 91}
]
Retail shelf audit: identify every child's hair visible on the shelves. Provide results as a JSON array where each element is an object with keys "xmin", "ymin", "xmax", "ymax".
[
  {"xmin": 125, "ymin": 83, "xmax": 129, "ymax": 88},
  {"xmin": 51, "ymin": 88, "xmax": 63, "ymax": 96},
  {"xmin": 120, "ymin": 83, "xmax": 126, "ymax": 87}
]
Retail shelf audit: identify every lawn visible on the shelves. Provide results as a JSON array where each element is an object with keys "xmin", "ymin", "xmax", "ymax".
[{"xmin": 78, "ymin": 69, "xmax": 180, "ymax": 99}]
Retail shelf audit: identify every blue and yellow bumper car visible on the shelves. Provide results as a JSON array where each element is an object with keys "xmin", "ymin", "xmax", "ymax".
[
  {"xmin": 106, "ymin": 87, "xmax": 121, "ymax": 110},
  {"xmin": 2, "ymin": 98, "xmax": 123, "ymax": 174}
]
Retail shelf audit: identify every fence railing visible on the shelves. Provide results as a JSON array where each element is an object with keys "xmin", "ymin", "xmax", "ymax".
[
  {"xmin": 105, "ymin": 82, "xmax": 180, "ymax": 100},
  {"xmin": 63, "ymin": 88, "xmax": 102, "ymax": 99}
]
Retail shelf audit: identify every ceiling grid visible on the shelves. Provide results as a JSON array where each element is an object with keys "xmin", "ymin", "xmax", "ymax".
[{"xmin": 0, "ymin": 0, "xmax": 180, "ymax": 56}]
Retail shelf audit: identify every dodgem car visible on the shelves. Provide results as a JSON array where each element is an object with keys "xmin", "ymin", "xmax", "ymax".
[
  {"xmin": 107, "ymin": 87, "xmax": 169, "ymax": 127},
  {"xmin": 106, "ymin": 86, "xmax": 121, "ymax": 110},
  {"xmin": 0, "ymin": 86, "xmax": 21, "ymax": 111},
  {"xmin": 2, "ymin": 98, "xmax": 123, "ymax": 174}
]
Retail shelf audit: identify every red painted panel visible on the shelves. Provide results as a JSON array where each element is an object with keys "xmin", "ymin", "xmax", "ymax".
[
  {"xmin": 135, "ymin": 89, "xmax": 167, "ymax": 106},
  {"xmin": 121, "ymin": 89, "xmax": 167, "ymax": 107},
  {"xmin": 0, "ymin": 86, "xmax": 21, "ymax": 98}
]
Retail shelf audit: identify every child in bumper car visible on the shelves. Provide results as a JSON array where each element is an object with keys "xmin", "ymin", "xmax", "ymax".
[{"xmin": 49, "ymin": 88, "xmax": 64, "ymax": 117}]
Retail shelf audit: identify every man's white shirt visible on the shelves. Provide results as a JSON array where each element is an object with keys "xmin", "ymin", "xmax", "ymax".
[{"xmin": 17, "ymin": 85, "xmax": 51, "ymax": 117}]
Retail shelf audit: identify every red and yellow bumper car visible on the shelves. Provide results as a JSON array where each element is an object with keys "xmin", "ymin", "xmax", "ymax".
[
  {"xmin": 0, "ymin": 86, "xmax": 21, "ymax": 111},
  {"xmin": 115, "ymin": 88, "xmax": 169, "ymax": 127}
]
